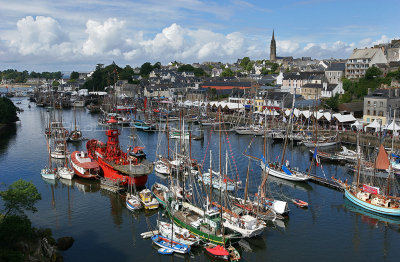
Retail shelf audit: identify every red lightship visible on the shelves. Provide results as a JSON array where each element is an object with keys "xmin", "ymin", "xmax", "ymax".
[{"xmin": 86, "ymin": 117, "xmax": 153, "ymax": 187}]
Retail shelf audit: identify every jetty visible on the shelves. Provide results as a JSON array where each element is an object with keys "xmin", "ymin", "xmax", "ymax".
[{"xmin": 309, "ymin": 175, "xmax": 344, "ymax": 191}]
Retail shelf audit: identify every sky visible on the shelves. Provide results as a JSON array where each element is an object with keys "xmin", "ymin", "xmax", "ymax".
[{"xmin": 0, "ymin": 0, "xmax": 399, "ymax": 72}]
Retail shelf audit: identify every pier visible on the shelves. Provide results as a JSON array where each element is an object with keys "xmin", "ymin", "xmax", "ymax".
[{"xmin": 309, "ymin": 175, "xmax": 344, "ymax": 191}]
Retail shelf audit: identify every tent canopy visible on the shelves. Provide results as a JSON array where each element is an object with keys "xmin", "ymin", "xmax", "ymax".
[
  {"xmin": 365, "ymin": 119, "xmax": 382, "ymax": 131},
  {"xmin": 383, "ymin": 120, "xmax": 400, "ymax": 131},
  {"xmin": 333, "ymin": 113, "xmax": 356, "ymax": 123}
]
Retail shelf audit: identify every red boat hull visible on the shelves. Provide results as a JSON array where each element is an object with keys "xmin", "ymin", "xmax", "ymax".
[
  {"xmin": 96, "ymin": 156, "xmax": 148, "ymax": 187},
  {"xmin": 71, "ymin": 166, "xmax": 98, "ymax": 179}
]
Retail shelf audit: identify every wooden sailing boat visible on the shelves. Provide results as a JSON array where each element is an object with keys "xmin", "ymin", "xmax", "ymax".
[
  {"xmin": 68, "ymin": 106, "xmax": 83, "ymax": 142},
  {"xmin": 333, "ymin": 122, "xmax": 400, "ymax": 216},
  {"xmin": 260, "ymin": 93, "xmax": 310, "ymax": 181}
]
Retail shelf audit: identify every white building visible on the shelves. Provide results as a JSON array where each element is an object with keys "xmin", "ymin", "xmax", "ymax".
[{"xmin": 345, "ymin": 48, "xmax": 387, "ymax": 79}]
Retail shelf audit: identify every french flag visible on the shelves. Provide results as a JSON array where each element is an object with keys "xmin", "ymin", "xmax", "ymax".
[{"xmin": 313, "ymin": 147, "xmax": 320, "ymax": 167}]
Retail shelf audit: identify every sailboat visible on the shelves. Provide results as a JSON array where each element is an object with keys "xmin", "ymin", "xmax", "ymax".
[
  {"xmin": 68, "ymin": 106, "xmax": 83, "ymax": 142},
  {"xmin": 333, "ymin": 128, "xmax": 400, "ymax": 216},
  {"xmin": 42, "ymin": 116, "xmax": 56, "ymax": 180},
  {"xmin": 57, "ymin": 128, "xmax": 74, "ymax": 180},
  {"xmin": 259, "ymin": 95, "xmax": 310, "ymax": 182}
]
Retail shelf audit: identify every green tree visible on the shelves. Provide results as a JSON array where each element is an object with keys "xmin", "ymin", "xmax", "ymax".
[
  {"xmin": 271, "ymin": 63, "xmax": 279, "ymax": 72},
  {"xmin": 365, "ymin": 66, "xmax": 382, "ymax": 79},
  {"xmin": 221, "ymin": 68, "xmax": 234, "ymax": 77},
  {"xmin": 153, "ymin": 62, "xmax": 161, "ymax": 69},
  {"xmin": 324, "ymin": 94, "xmax": 339, "ymax": 111},
  {"xmin": 140, "ymin": 62, "xmax": 154, "ymax": 77},
  {"xmin": 70, "ymin": 71, "xmax": 79, "ymax": 80},
  {"xmin": 239, "ymin": 57, "xmax": 250, "ymax": 68},
  {"xmin": 0, "ymin": 97, "xmax": 19, "ymax": 124},
  {"xmin": 52, "ymin": 81, "xmax": 60, "ymax": 87},
  {"xmin": 0, "ymin": 179, "xmax": 41, "ymax": 217}
]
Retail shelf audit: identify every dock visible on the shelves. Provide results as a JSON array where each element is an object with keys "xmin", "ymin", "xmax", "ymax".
[
  {"xmin": 309, "ymin": 175, "xmax": 344, "ymax": 191},
  {"xmin": 100, "ymin": 178, "xmax": 123, "ymax": 193}
]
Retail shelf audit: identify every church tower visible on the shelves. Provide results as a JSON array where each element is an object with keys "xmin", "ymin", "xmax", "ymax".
[{"xmin": 270, "ymin": 29, "xmax": 276, "ymax": 61}]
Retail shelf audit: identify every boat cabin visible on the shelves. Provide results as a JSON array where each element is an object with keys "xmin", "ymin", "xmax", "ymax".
[{"xmin": 204, "ymin": 209, "xmax": 222, "ymax": 230}]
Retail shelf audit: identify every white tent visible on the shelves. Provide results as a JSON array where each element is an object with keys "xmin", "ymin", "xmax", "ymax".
[
  {"xmin": 301, "ymin": 110, "xmax": 312, "ymax": 119},
  {"xmin": 333, "ymin": 113, "xmax": 357, "ymax": 123},
  {"xmin": 284, "ymin": 108, "xmax": 300, "ymax": 117},
  {"xmin": 365, "ymin": 119, "xmax": 382, "ymax": 132},
  {"xmin": 323, "ymin": 112, "xmax": 332, "ymax": 121},
  {"xmin": 351, "ymin": 120, "xmax": 363, "ymax": 130},
  {"xmin": 383, "ymin": 120, "xmax": 400, "ymax": 131}
]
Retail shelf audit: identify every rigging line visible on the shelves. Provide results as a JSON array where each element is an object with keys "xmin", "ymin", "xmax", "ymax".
[{"xmin": 200, "ymin": 126, "xmax": 214, "ymax": 167}]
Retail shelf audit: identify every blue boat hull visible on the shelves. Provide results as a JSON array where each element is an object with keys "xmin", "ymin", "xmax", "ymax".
[{"xmin": 344, "ymin": 189, "xmax": 400, "ymax": 216}]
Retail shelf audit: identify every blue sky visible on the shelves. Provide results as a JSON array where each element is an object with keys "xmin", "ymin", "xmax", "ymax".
[{"xmin": 0, "ymin": 0, "xmax": 399, "ymax": 71}]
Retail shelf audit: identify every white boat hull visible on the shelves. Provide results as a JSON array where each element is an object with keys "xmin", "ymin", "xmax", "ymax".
[{"xmin": 260, "ymin": 162, "xmax": 310, "ymax": 181}]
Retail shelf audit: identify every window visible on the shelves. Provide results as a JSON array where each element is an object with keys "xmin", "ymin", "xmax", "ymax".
[
  {"xmin": 379, "ymin": 111, "xmax": 383, "ymax": 116},
  {"xmin": 368, "ymin": 101, "xmax": 370, "ymax": 105},
  {"xmin": 373, "ymin": 110, "xmax": 376, "ymax": 116},
  {"xmin": 374, "ymin": 101, "xmax": 376, "ymax": 107},
  {"xmin": 367, "ymin": 110, "xmax": 370, "ymax": 115}
]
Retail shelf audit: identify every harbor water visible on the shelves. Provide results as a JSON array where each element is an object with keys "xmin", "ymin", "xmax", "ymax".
[{"xmin": 1, "ymin": 97, "xmax": 400, "ymax": 261}]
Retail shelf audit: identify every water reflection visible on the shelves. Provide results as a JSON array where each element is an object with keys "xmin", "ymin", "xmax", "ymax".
[{"xmin": 0, "ymin": 123, "xmax": 17, "ymax": 155}]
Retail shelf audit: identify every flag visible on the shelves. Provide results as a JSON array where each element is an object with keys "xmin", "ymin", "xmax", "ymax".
[{"xmin": 313, "ymin": 148, "xmax": 320, "ymax": 167}]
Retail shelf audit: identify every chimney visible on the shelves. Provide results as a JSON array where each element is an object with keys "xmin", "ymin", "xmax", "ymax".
[{"xmin": 367, "ymin": 88, "xmax": 371, "ymax": 95}]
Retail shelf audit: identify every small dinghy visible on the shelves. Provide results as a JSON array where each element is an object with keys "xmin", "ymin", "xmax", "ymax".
[
  {"xmin": 292, "ymin": 199, "xmax": 308, "ymax": 208},
  {"xmin": 205, "ymin": 244, "xmax": 241, "ymax": 261},
  {"xmin": 151, "ymin": 234, "xmax": 190, "ymax": 254},
  {"xmin": 126, "ymin": 193, "xmax": 142, "ymax": 211}
]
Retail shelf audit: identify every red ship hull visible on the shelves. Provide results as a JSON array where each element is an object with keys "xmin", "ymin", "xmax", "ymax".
[{"xmin": 96, "ymin": 155, "xmax": 148, "ymax": 187}]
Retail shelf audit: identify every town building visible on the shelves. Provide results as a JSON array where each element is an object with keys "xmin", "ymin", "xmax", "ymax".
[
  {"xmin": 325, "ymin": 62, "xmax": 345, "ymax": 84},
  {"xmin": 345, "ymin": 48, "xmax": 387, "ymax": 79},
  {"xmin": 363, "ymin": 88, "xmax": 400, "ymax": 125}
]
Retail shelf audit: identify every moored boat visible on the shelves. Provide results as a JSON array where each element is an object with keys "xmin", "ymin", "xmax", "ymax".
[
  {"xmin": 70, "ymin": 151, "xmax": 99, "ymax": 179},
  {"xmin": 139, "ymin": 189, "xmax": 159, "ymax": 210},
  {"xmin": 126, "ymin": 193, "xmax": 142, "ymax": 211},
  {"xmin": 86, "ymin": 117, "xmax": 153, "ymax": 187},
  {"xmin": 151, "ymin": 234, "xmax": 190, "ymax": 254}
]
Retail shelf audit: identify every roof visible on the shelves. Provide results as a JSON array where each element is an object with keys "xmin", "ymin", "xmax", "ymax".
[
  {"xmin": 332, "ymin": 113, "xmax": 356, "ymax": 123},
  {"xmin": 365, "ymin": 89, "xmax": 389, "ymax": 98},
  {"xmin": 326, "ymin": 62, "xmax": 345, "ymax": 71},
  {"xmin": 349, "ymin": 48, "xmax": 381, "ymax": 59},
  {"xmin": 338, "ymin": 102, "xmax": 364, "ymax": 112},
  {"xmin": 303, "ymin": 83, "xmax": 322, "ymax": 88}
]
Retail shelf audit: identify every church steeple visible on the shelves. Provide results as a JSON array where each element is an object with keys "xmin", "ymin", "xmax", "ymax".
[{"xmin": 270, "ymin": 29, "xmax": 276, "ymax": 61}]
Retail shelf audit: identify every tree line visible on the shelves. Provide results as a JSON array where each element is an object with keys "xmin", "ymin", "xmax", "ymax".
[{"xmin": 0, "ymin": 69, "xmax": 62, "ymax": 83}]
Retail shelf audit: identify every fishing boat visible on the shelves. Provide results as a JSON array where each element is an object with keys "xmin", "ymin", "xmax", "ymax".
[
  {"xmin": 139, "ymin": 189, "xmax": 159, "ymax": 210},
  {"xmin": 41, "ymin": 168, "xmax": 56, "ymax": 180},
  {"xmin": 198, "ymin": 169, "xmax": 237, "ymax": 191},
  {"xmin": 86, "ymin": 117, "xmax": 153, "ymax": 187},
  {"xmin": 57, "ymin": 166, "xmax": 74, "ymax": 180},
  {"xmin": 131, "ymin": 119, "xmax": 157, "ymax": 131},
  {"xmin": 70, "ymin": 151, "xmax": 99, "ymax": 179},
  {"xmin": 168, "ymin": 200, "xmax": 241, "ymax": 245},
  {"xmin": 205, "ymin": 244, "xmax": 240, "ymax": 261},
  {"xmin": 51, "ymin": 143, "xmax": 66, "ymax": 159},
  {"xmin": 152, "ymin": 183, "xmax": 171, "ymax": 207},
  {"xmin": 151, "ymin": 234, "xmax": 190, "ymax": 254},
  {"xmin": 335, "ymin": 146, "xmax": 360, "ymax": 163},
  {"xmin": 126, "ymin": 193, "xmax": 142, "ymax": 211},
  {"xmin": 154, "ymin": 159, "xmax": 170, "ymax": 175},
  {"xmin": 158, "ymin": 221, "xmax": 200, "ymax": 246},
  {"xmin": 212, "ymin": 202, "xmax": 266, "ymax": 238}
]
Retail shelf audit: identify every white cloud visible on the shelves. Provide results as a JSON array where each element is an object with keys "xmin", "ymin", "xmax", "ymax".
[
  {"xmin": 82, "ymin": 18, "xmax": 126, "ymax": 56},
  {"xmin": 4, "ymin": 16, "xmax": 69, "ymax": 55},
  {"xmin": 0, "ymin": 16, "xmax": 397, "ymax": 70}
]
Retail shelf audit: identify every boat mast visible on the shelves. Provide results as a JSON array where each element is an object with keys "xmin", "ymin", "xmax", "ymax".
[
  {"xmin": 386, "ymin": 110, "xmax": 396, "ymax": 196},
  {"xmin": 280, "ymin": 92, "xmax": 295, "ymax": 166},
  {"xmin": 209, "ymin": 150, "xmax": 213, "ymax": 203},
  {"xmin": 356, "ymin": 131, "xmax": 361, "ymax": 189},
  {"xmin": 244, "ymin": 158, "xmax": 250, "ymax": 202}
]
